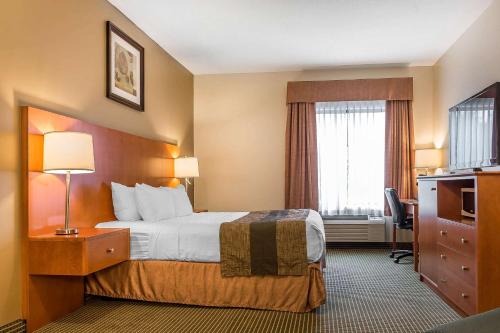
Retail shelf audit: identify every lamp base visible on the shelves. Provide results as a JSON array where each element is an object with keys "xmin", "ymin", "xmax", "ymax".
[{"xmin": 55, "ymin": 227, "xmax": 79, "ymax": 235}]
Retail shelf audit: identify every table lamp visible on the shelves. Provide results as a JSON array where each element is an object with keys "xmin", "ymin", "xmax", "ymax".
[
  {"xmin": 174, "ymin": 157, "xmax": 199, "ymax": 193},
  {"xmin": 43, "ymin": 131, "xmax": 95, "ymax": 235},
  {"xmin": 415, "ymin": 148, "xmax": 442, "ymax": 176}
]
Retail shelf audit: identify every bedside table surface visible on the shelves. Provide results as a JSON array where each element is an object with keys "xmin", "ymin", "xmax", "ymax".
[{"xmin": 30, "ymin": 227, "xmax": 128, "ymax": 241}]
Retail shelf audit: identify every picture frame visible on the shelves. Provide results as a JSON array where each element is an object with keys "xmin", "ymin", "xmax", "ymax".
[{"xmin": 106, "ymin": 21, "xmax": 145, "ymax": 111}]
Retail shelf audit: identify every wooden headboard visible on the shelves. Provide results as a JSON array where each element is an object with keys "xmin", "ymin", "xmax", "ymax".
[{"xmin": 21, "ymin": 106, "xmax": 180, "ymax": 235}]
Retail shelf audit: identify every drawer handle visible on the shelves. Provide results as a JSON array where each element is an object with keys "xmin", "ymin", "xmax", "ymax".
[
  {"xmin": 440, "ymin": 254, "xmax": 446, "ymax": 260},
  {"xmin": 431, "ymin": 187, "xmax": 437, "ymax": 191},
  {"xmin": 106, "ymin": 248, "xmax": 115, "ymax": 254},
  {"xmin": 461, "ymin": 293, "xmax": 469, "ymax": 298},
  {"xmin": 461, "ymin": 238, "xmax": 468, "ymax": 244},
  {"xmin": 439, "ymin": 278, "xmax": 447, "ymax": 283},
  {"xmin": 440, "ymin": 230, "xmax": 447, "ymax": 236},
  {"xmin": 461, "ymin": 266, "xmax": 469, "ymax": 271}
]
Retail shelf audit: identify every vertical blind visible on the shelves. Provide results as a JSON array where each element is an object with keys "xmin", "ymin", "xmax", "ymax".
[
  {"xmin": 316, "ymin": 100, "xmax": 385, "ymax": 216},
  {"xmin": 449, "ymin": 98, "xmax": 495, "ymax": 169}
]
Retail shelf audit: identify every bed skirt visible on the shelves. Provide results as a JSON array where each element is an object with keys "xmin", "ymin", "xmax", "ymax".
[{"xmin": 85, "ymin": 260, "xmax": 326, "ymax": 313}]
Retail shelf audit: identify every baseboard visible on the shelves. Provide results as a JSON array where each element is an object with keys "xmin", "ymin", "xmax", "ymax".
[
  {"xmin": 327, "ymin": 242, "xmax": 413, "ymax": 249},
  {"xmin": 0, "ymin": 319, "xmax": 26, "ymax": 333}
]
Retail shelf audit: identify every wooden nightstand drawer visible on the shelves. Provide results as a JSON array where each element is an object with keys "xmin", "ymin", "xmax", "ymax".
[
  {"xmin": 86, "ymin": 230, "xmax": 129, "ymax": 273},
  {"xmin": 29, "ymin": 228, "xmax": 129, "ymax": 276}
]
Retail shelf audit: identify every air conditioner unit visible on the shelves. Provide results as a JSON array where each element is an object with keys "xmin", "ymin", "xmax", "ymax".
[{"xmin": 323, "ymin": 217, "xmax": 385, "ymax": 242}]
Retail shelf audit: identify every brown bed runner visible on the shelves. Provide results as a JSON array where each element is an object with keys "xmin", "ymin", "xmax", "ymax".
[{"xmin": 220, "ymin": 209, "xmax": 309, "ymax": 276}]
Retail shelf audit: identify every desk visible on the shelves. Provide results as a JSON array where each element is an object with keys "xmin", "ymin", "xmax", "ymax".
[{"xmin": 401, "ymin": 199, "xmax": 419, "ymax": 272}]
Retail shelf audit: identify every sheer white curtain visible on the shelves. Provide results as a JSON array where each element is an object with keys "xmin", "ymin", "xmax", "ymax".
[
  {"xmin": 449, "ymin": 98, "xmax": 495, "ymax": 169},
  {"xmin": 316, "ymin": 100, "xmax": 385, "ymax": 216}
]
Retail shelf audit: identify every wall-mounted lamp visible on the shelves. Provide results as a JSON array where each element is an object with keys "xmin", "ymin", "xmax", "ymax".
[
  {"xmin": 43, "ymin": 131, "xmax": 95, "ymax": 235},
  {"xmin": 174, "ymin": 157, "xmax": 199, "ymax": 194}
]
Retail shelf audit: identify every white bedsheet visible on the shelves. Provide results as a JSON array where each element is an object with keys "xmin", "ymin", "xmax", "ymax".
[{"xmin": 95, "ymin": 210, "xmax": 325, "ymax": 263}]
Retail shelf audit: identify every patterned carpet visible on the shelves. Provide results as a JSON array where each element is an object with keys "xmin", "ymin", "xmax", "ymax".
[
  {"xmin": 35, "ymin": 249, "xmax": 460, "ymax": 333},
  {"xmin": 317, "ymin": 249, "xmax": 460, "ymax": 332}
]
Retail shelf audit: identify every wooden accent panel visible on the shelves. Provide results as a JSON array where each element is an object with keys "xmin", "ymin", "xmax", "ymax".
[
  {"xmin": 28, "ymin": 134, "xmax": 44, "ymax": 172},
  {"xmin": 22, "ymin": 106, "xmax": 179, "ymax": 234}
]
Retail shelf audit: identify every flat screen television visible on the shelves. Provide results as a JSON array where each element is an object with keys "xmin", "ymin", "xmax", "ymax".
[{"xmin": 449, "ymin": 82, "xmax": 500, "ymax": 171}]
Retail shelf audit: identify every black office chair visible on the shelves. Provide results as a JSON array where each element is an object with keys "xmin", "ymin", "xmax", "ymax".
[{"xmin": 385, "ymin": 188, "xmax": 413, "ymax": 263}]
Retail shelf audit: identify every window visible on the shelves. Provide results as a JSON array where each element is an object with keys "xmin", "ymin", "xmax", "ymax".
[{"xmin": 316, "ymin": 100, "xmax": 385, "ymax": 217}]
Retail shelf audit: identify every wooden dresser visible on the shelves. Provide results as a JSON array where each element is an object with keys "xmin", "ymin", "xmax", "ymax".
[{"xmin": 418, "ymin": 172, "xmax": 500, "ymax": 316}]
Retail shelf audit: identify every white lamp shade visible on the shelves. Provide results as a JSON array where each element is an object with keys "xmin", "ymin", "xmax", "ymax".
[
  {"xmin": 43, "ymin": 132, "xmax": 95, "ymax": 174},
  {"xmin": 415, "ymin": 149, "xmax": 442, "ymax": 169},
  {"xmin": 175, "ymin": 157, "xmax": 199, "ymax": 178}
]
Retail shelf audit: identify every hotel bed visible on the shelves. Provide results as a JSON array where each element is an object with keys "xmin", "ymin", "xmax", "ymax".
[
  {"xmin": 94, "ymin": 210, "xmax": 325, "ymax": 262},
  {"xmin": 86, "ymin": 209, "xmax": 326, "ymax": 313}
]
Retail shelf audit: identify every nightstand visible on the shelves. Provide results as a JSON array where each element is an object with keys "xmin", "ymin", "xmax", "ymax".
[
  {"xmin": 194, "ymin": 208, "xmax": 208, "ymax": 213},
  {"xmin": 27, "ymin": 228, "xmax": 130, "ymax": 332}
]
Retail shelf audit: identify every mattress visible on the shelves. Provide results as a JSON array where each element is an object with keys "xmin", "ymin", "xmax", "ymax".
[{"xmin": 95, "ymin": 210, "xmax": 325, "ymax": 263}]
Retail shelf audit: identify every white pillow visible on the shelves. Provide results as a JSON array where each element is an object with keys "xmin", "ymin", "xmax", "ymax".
[
  {"xmin": 135, "ymin": 183, "xmax": 176, "ymax": 221},
  {"xmin": 162, "ymin": 185, "xmax": 193, "ymax": 217},
  {"xmin": 111, "ymin": 182, "xmax": 141, "ymax": 221}
]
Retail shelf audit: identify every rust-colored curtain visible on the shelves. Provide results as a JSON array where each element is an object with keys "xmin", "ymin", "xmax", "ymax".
[
  {"xmin": 384, "ymin": 100, "xmax": 416, "ymax": 215},
  {"xmin": 285, "ymin": 102, "xmax": 318, "ymax": 210}
]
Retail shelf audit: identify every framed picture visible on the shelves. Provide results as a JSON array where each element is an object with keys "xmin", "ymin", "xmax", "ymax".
[{"xmin": 106, "ymin": 21, "xmax": 145, "ymax": 111}]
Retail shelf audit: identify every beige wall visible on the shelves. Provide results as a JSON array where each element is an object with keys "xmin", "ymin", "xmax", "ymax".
[
  {"xmin": 0, "ymin": 0, "xmax": 193, "ymax": 325},
  {"xmin": 434, "ymin": 0, "xmax": 500, "ymax": 157},
  {"xmin": 194, "ymin": 66, "xmax": 434, "ymax": 211}
]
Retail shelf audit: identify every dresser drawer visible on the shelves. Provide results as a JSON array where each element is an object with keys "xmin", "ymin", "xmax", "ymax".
[
  {"xmin": 437, "ymin": 244, "xmax": 476, "ymax": 286},
  {"xmin": 85, "ymin": 230, "xmax": 129, "ymax": 274},
  {"xmin": 437, "ymin": 268, "xmax": 476, "ymax": 315},
  {"xmin": 437, "ymin": 218, "xmax": 475, "ymax": 257}
]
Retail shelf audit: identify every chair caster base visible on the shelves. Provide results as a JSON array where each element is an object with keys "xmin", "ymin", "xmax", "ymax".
[{"xmin": 393, "ymin": 251, "xmax": 414, "ymax": 264}]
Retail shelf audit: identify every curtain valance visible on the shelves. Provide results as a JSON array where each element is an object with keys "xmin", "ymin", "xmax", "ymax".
[{"xmin": 286, "ymin": 77, "xmax": 413, "ymax": 103}]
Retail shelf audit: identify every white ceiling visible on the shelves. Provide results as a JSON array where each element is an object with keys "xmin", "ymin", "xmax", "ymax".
[{"xmin": 108, "ymin": 0, "xmax": 493, "ymax": 75}]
